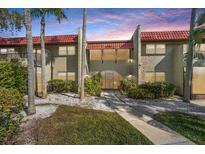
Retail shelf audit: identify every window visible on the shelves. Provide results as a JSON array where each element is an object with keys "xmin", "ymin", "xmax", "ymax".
[
  {"xmin": 67, "ymin": 46, "xmax": 75, "ymax": 55},
  {"xmin": 146, "ymin": 44, "xmax": 155, "ymax": 54},
  {"xmin": 7, "ymin": 48, "xmax": 15, "ymax": 53},
  {"xmin": 0, "ymin": 48, "xmax": 7, "ymax": 54},
  {"xmin": 59, "ymin": 46, "xmax": 67, "ymax": 55},
  {"xmin": 144, "ymin": 72, "xmax": 165, "ymax": 82},
  {"xmin": 117, "ymin": 49, "xmax": 130, "ymax": 60},
  {"xmin": 57, "ymin": 72, "xmax": 75, "ymax": 81},
  {"xmin": 67, "ymin": 72, "xmax": 75, "ymax": 81},
  {"xmin": 59, "ymin": 46, "xmax": 75, "ymax": 56},
  {"xmin": 90, "ymin": 50, "xmax": 102, "ymax": 60},
  {"xmin": 146, "ymin": 44, "xmax": 166, "ymax": 54},
  {"xmin": 103, "ymin": 49, "xmax": 115, "ymax": 60},
  {"xmin": 156, "ymin": 44, "xmax": 166, "ymax": 54}
]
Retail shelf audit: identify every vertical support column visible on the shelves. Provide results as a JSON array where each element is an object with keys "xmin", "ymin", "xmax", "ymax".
[
  {"xmin": 78, "ymin": 28, "xmax": 83, "ymax": 91},
  {"xmin": 137, "ymin": 25, "xmax": 143, "ymax": 84},
  {"xmin": 133, "ymin": 25, "xmax": 143, "ymax": 85}
]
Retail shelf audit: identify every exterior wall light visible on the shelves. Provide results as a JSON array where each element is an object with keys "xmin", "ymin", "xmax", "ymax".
[{"xmin": 128, "ymin": 59, "xmax": 133, "ymax": 63}]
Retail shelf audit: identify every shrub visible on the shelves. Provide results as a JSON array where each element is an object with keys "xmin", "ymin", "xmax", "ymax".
[
  {"xmin": 47, "ymin": 79, "xmax": 77, "ymax": 93},
  {"xmin": 85, "ymin": 78, "xmax": 102, "ymax": 96},
  {"xmin": 85, "ymin": 73, "xmax": 102, "ymax": 96},
  {"xmin": 120, "ymin": 79, "xmax": 177, "ymax": 99},
  {"xmin": 127, "ymin": 86, "xmax": 155, "ymax": 99},
  {"xmin": 0, "ymin": 61, "xmax": 27, "ymax": 94},
  {"xmin": 139, "ymin": 82, "xmax": 176, "ymax": 98},
  {"xmin": 120, "ymin": 79, "xmax": 137, "ymax": 93},
  {"xmin": 0, "ymin": 88, "xmax": 24, "ymax": 144}
]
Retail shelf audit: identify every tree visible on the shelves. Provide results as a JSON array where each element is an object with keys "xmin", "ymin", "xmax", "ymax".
[
  {"xmin": 24, "ymin": 8, "xmax": 36, "ymax": 115},
  {"xmin": 0, "ymin": 9, "xmax": 23, "ymax": 33},
  {"xmin": 184, "ymin": 9, "xmax": 197, "ymax": 103},
  {"xmin": 31, "ymin": 9, "xmax": 67, "ymax": 98},
  {"xmin": 80, "ymin": 8, "xmax": 87, "ymax": 100}
]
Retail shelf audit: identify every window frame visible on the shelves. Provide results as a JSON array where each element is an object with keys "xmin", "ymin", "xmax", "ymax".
[
  {"xmin": 145, "ymin": 44, "xmax": 166, "ymax": 55},
  {"xmin": 59, "ymin": 46, "xmax": 76, "ymax": 56},
  {"xmin": 144, "ymin": 71, "xmax": 166, "ymax": 82}
]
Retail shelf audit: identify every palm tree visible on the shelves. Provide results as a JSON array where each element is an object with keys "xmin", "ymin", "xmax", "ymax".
[
  {"xmin": 31, "ymin": 9, "xmax": 67, "ymax": 98},
  {"xmin": 184, "ymin": 8, "xmax": 197, "ymax": 103},
  {"xmin": 80, "ymin": 8, "xmax": 87, "ymax": 100},
  {"xmin": 24, "ymin": 8, "xmax": 36, "ymax": 115},
  {"xmin": 0, "ymin": 9, "xmax": 23, "ymax": 32}
]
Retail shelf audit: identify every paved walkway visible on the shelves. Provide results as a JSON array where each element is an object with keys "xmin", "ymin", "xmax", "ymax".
[{"xmin": 102, "ymin": 91, "xmax": 195, "ymax": 145}]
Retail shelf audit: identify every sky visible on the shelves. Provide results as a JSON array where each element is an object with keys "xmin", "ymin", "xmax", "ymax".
[{"xmin": 0, "ymin": 8, "xmax": 192, "ymax": 40}]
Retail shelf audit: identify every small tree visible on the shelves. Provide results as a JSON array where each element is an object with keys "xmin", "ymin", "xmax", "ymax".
[{"xmin": 31, "ymin": 9, "xmax": 67, "ymax": 98}]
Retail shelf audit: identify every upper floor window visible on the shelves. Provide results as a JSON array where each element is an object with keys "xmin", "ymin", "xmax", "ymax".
[
  {"xmin": 146, "ymin": 44, "xmax": 166, "ymax": 54},
  {"xmin": 0, "ymin": 48, "xmax": 8, "ymax": 54},
  {"xmin": 90, "ymin": 50, "xmax": 102, "ymax": 60},
  {"xmin": 59, "ymin": 46, "xmax": 75, "ymax": 56},
  {"xmin": 117, "ymin": 49, "xmax": 130, "ymax": 60}
]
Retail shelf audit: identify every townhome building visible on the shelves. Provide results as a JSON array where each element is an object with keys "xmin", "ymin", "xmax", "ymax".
[{"xmin": 0, "ymin": 26, "xmax": 204, "ymax": 99}]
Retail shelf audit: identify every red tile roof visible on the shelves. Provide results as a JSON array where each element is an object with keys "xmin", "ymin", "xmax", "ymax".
[
  {"xmin": 0, "ymin": 35, "xmax": 78, "ymax": 46},
  {"xmin": 141, "ymin": 30, "xmax": 189, "ymax": 42},
  {"xmin": 87, "ymin": 31, "xmax": 190, "ymax": 49},
  {"xmin": 87, "ymin": 40, "xmax": 133, "ymax": 49},
  {"xmin": 0, "ymin": 30, "xmax": 193, "ymax": 49}
]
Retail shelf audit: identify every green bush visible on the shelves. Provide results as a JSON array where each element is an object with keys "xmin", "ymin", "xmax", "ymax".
[
  {"xmin": 0, "ymin": 61, "xmax": 27, "ymax": 94},
  {"xmin": 47, "ymin": 79, "xmax": 77, "ymax": 93},
  {"xmin": 0, "ymin": 88, "xmax": 24, "ymax": 144},
  {"xmin": 85, "ymin": 73, "xmax": 102, "ymax": 96},
  {"xmin": 120, "ymin": 79, "xmax": 177, "ymax": 99},
  {"xmin": 120, "ymin": 79, "xmax": 137, "ymax": 93},
  {"xmin": 139, "ymin": 82, "xmax": 176, "ymax": 98},
  {"xmin": 127, "ymin": 86, "xmax": 155, "ymax": 99},
  {"xmin": 85, "ymin": 78, "xmax": 102, "ymax": 96}
]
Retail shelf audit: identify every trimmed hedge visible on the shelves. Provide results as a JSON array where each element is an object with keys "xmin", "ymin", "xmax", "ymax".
[
  {"xmin": 0, "ymin": 61, "xmax": 27, "ymax": 94},
  {"xmin": 120, "ymin": 79, "xmax": 176, "ymax": 99},
  {"xmin": 0, "ymin": 88, "xmax": 24, "ymax": 144},
  {"xmin": 85, "ymin": 73, "xmax": 102, "ymax": 96},
  {"xmin": 47, "ymin": 79, "xmax": 77, "ymax": 93}
]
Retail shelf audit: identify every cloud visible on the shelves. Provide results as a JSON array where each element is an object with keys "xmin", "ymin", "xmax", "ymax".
[{"xmin": 103, "ymin": 13, "xmax": 123, "ymax": 20}]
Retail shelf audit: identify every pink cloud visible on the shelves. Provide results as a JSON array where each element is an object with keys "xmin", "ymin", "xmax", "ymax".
[
  {"xmin": 87, "ymin": 16, "xmax": 112, "ymax": 24},
  {"xmin": 143, "ymin": 11, "xmax": 162, "ymax": 20},
  {"xmin": 104, "ymin": 13, "xmax": 122, "ymax": 20}
]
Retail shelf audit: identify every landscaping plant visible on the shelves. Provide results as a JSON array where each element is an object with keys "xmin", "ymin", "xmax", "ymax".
[
  {"xmin": 85, "ymin": 73, "xmax": 102, "ymax": 96},
  {"xmin": 120, "ymin": 79, "xmax": 177, "ymax": 99},
  {"xmin": 0, "ymin": 61, "xmax": 27, "ymax": 94},
  {"xmin": 47, "ymin": 79, "xmax": 77, "ymax": 93},
  {"xmin": 0, "ymin": 88, "xmax": 24, "ymax": 144}
]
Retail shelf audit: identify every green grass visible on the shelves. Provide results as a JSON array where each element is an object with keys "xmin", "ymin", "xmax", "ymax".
[
  {"xmin": 34, "ymin": 105, "xmax": 152, "ymax": 145},
  {"xmin": 154, "ymin": 111, "xmax": 205, "ymax": 144}
]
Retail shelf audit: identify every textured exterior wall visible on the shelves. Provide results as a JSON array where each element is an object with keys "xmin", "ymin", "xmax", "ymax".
[
  {"xmin": 141, "ymin": 42, "xmax": 184, "ymax": 95},
  {"xmin": 172, "ymin": 45, "xmax": 184, "ymax": 95},
  {"xmin": 49, "ymin": 45, "xmax": 78, "ymax": 82},
  {"xmin": 89, "ymin": 60, "xmax": 131, "ymax": 78}
]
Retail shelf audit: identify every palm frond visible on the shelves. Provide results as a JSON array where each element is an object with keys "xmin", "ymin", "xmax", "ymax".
[{"xmin": 197, "ymin": 11, "xmax": 205, "ymax": 26}]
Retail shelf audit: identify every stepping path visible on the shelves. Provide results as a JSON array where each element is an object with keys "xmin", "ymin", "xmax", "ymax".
[{"xmin": 102, "ymin": 90, "xmax": 195, "ymax": 145}]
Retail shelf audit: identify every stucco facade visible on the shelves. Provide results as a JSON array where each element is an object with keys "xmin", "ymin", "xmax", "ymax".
[{"xmin": 0, "ymin": 28, "xmax": 205, "ymax": 98}]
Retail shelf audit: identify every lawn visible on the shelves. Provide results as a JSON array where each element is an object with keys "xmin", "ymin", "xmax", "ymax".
[
  {"xmin": 34, "ymin": 105, "xmax": 152, "ymax": 145},
  {"xmin": 154, "ymin": 111, "xmax": 205, "ymax": 144}
]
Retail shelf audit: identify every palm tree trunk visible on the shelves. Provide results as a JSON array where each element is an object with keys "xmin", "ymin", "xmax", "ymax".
[
  {"xmin": 80, "ymin": 8, "xmax": 87, "ymax": 100},
  {"xmin": 184, "ymin": 8, "xmax": 196, "ymax": 103},
  {"xmin": 40, "ymin": 11, "xmax": 47, "ymax": 98},
  {"xmin": 24, "ymin": 8, "xmax": 36, "ymax": 115}
]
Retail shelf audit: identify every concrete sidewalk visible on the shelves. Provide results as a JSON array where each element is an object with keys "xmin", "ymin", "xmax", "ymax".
[{"xmin": 102, "ymin": 91, "xmax": 195, "ymax": 145}]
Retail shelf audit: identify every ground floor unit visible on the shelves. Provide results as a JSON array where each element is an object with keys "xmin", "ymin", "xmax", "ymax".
[{"xmin": 0, "ymin": 26, "xmax": 205, "ymax": 99}]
